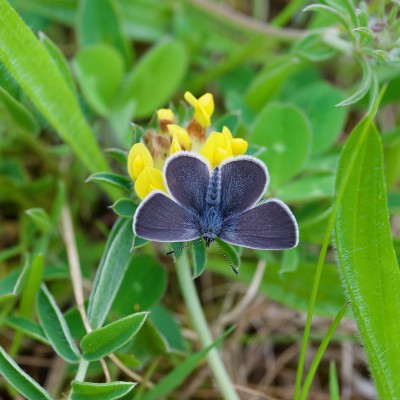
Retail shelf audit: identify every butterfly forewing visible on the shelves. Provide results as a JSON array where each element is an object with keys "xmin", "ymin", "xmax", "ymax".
[
  {"xmin": 164, "ymin": 152, "xmax": 211, "ymax": 214},
  {"xmin": 219, "ymin": 199, "xmax": 298, "ymax": 249},
  {"xmin": 133, "ymin": 191, "xmax": 202, "ymax": 242},
  {"xmin": 219, "ymin": 156, "xmax": 269, "ymax": 217}
]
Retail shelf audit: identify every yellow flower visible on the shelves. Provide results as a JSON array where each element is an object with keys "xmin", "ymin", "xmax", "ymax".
[
  {"xmin": 167, "ymin": 124, "xmax": 191, "ymax": 150},
  {"xmin": 156, "ymin": 108, "xmax": 174, "ymax": 122},
  {"xmin": 170, "ymin": 133, "xmax": 182, "ymax": 154},
  {"xmin": 127, "ymin": 143, "xmax": 153, "ymax": 180},
  {"xmin": 201, "ymin": 127, "xmax": 248, "ymax": 168},
  {"xmin": 135, "ymin": 167, "xmax": 167, "ymax": 199},
  {"xmin": 201, "ymin": 131, "xmax": 233, "ymax": 168},
  {"xmin": 184, "ymin": 91, "xmax": 214, "ymax": 127},
  {"xmin": 222, "ymin": 126, "xmax": 248, "ymax": 155}
]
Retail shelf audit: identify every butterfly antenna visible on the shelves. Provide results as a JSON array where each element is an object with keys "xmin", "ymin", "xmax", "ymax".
[
  {"xmin": 214, "ymin": 241, "xmax": 239, "ymax": 275},
  {"xmin": 165, "ymin": 239, "xmax": 203, "ymax": 256}
]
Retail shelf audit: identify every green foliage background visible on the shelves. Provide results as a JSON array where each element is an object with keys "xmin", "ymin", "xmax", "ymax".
[{"xmin": 0, "ymin": 0, "xmax": 399, "ymax": 399}]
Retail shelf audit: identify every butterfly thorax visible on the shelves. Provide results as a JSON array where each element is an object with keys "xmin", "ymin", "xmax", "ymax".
[{"xmin": 201, "ymin": 167, "xmax": 223, "ymax": 246}]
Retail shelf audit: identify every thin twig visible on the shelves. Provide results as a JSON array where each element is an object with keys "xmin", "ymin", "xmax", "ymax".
[
  {"xmin": 108, "ymin": 354, "xmax": 154, "ymax": 389},
  {"xmin": 61, "ymin": 205, "xmax": 111, "ymax": 382},
  {"xmin": 186, "ymin": 0, "xmax": 305, "ymax": 42}
]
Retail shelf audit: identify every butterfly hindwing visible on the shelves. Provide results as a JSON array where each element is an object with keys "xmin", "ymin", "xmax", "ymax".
[
  {"xmin": 219, "ymin": 199, "xmax": 298, "ymax": 250},
  {"xmin": 133, "ymin": 191, "xmax": 202, "ymax": 242}
]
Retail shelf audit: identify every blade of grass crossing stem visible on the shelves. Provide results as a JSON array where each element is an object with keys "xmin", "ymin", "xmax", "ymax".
[
  {"xmin": 299, "ymin": 304, "xmax": 347, "ymax": 400},
  {"xmin": 294, "ymin": 89, "xmax": 386, "ymax": 399},
  {"xmin": 335, "ymin": 120, "xmax": 400, "ymax": 397},
  {"xmin": 140, "ymin": 327, "xmax": 234, "ymax": 400},
  {"xmin": 0, "ymin": 346, "xmax": 51, "ymax": 400},
  {"xmin": 0, "ymin": 1, "xmax": 110, "ymax": 177}
]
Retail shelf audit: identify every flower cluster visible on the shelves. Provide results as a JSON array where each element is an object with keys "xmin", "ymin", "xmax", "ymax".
[{"xmin": 127, "ymin": 92, "xmax": 248, "ymax": 199}]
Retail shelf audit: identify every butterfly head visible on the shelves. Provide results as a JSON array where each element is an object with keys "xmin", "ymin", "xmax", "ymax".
[{"xmin": 203, "ymin": 233, "xmax": 216, "ymax": 247}]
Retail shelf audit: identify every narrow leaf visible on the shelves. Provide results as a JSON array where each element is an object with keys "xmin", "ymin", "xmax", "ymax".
[
  {"xmin": 88, "ymin": 218, "xmax": 134, "ymax": 328},
  {"xmin": 25, "ymin": 207, "xmax": 52, "ymax": 233},
  {"xmin": 0, "ymin": 346, "xmax": 51, "ymax": 400},
  {"xmin": 86, "ymin": 172, "xmax": 131, "ymax": 194},
  {"xmin": 335, "ymin": 119, "xmax": 400, "ymax": 398},
  {"xmin": 37, "ymin": 284, "xmax": 81, "ymax": 363},
  {"xmin": 191, "ymin": 240, "xmax": 207, "ymax": 278},
  {"xmin": 4, "ymin": 316, "xmax": 49, "ymax": 345},
  {"xmin": 329, "ymin": 361, "xmax": 340, "ymax": 400},
  {"xmin": 71, "ymin": 381, "xmax": 136, "ymax": 400},
  {"xmin": 81, "ymin": 312, "xmax": 148, "ymax": 361},
  {"xmin": 110, "ymin": 198, "xmax": 137, "ymax": 218},
  {"xmin": 0, "ymin": 257, "xmax": 31, "ymax": 302},
  {"xmin": 0, "ymin": 1, "xmax": 109, "ymax": 174}
]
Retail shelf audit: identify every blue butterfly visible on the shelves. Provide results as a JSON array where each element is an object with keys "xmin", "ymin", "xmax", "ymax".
[{"xmin": 133, "ymin": 152, "xmax": 298, "ymax": 271}]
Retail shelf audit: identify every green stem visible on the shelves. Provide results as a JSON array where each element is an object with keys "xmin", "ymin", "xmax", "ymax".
[
  {"xmin": 299, "ymin": 303, "xmax": 347, "ymax": 400},
  {"xmin": 68, "ymin": 358, "xmax": 89, "ymax": 399},
  {"xmin": 175, "ymin": 250, "xmax": 240, "ymax": 400}
]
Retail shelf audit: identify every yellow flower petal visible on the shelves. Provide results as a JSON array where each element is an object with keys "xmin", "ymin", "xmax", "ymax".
[
  {"xmin": 201, "ymin": 131, "xmax": 232, "ymax": 168},
  {"xmin": 167, "ymin": 124, "xmax": 191, "ymax": 150},
  {"xmin": 127, "ymin": 143, "xmax": 153, "ymax": 180},
  {"xmin": 170, "ymin": 133, "xmax": 182, "ymax": 154},
  {"xmin": 184, "ymin": 91, "xmax": 214, "ymax": 127},
  {"xmin": 134, "ymin": 167, "xmax": 167, "ymax": 200},
  {"xmin": 222, "ymin": 126, "xmax": 233, "ymax": 140},
  {"xmin": 231, "ymin": 138, "xmax": 248, "ymax": 155},
  {"xmin": 156, "ymin": 108, "xmax": 174, "ymax": 122}
]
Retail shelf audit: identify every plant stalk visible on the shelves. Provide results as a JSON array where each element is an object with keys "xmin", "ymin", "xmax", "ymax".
[{"xmin": 175, "ymin": 250, "xmax": 240, "ymax": 400}]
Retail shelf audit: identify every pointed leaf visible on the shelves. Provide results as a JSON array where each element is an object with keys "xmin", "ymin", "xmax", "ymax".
[
  {"xmin": 4, "ymin": 316, "xmax": 49, "ymax": 344},
  {"xmin": 81, "ymin": 312, "xmax": 148, "ymax": 361},
  {"xmin": 0, "ymin": 346, "xmax": 51, "ymax": 400},
  {"xmin": 191, "ymin": 240, "xmax": 207, "ymax": 278},
  {"xmin": 88, "ymin": 218, "xmax": 134, "ymax": 328},
  {"xmin": 335, "ymin": 119, "xmax": 400, "ymax": 398},
  {"xmin": 25, "ymin": 207, "xmax": 52, "ymax": 233},
  {"xmin": 110, "ymin": 198, "xmax": 137, "ymax": 218},
  {"xmin": 71, "ymin": 381, "xmax": 136, "ymax": 400},
  {"xmin": 86, "ymin": 172, "xmax": 131, "ymax": 194},
  {"xmin": 37, "ymin": 284, "xmax": 81, "ymax": 363}
]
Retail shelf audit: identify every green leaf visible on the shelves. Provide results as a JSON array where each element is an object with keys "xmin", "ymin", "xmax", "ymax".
[
  {"xmin": 140, "ymin": 327, "xmax": 233, "ymax": 400},
  {"xmin": 276, "ymin": 175, "xmax": 334, "ymax": 203},
  {"xmin": 0, "ymin": 1, "xmax": 109, "ymax": 174},
  {"xmin": 303, "ymin": 4, "xmax": 353, "ymax": 33},
  {"xmin": 86, "ymin": 172, "xmax": 131, "ymax": 194},
  {"xmin": 0, "ymin": 346, "xmax": 51, "ymax": 400},
  {"xmin": 4, "ymin": 316, "xmax": 49, "ymax": 344},
  {"xmin": 81, "ymin": 312, "xmax": 148, "ymax": 361},
  {"xmin": 19, "ymin": 254, "xmax": 44, "ymax": 318},
  {"xmin": 335, "ymin": 119, "xmax": 400, "ymax": 398},
  {"xmin": 252, "ymin": 103, "xmax": 311, "ymax": 188},
  {"xmin": 115, "ymin": 39, "xmax": 188, "ymax": 119},
  {"xmin": 110, "ymin": 198, "xmax": 137, "ymax": 218},
  {"xmin": 37, "ymin": 284, "xmax": 81, "ymax": 363},
  {"xmin": 88, "ymin": 218, "xmax": 135, "ymax": 328},
  {"xmin": 0, "ymin": 257, "xmax": 31, "ymax": 302},
  {"xmin": 0, "ymin": 86, "xmax": 39, "ymax": 133},
  {"xmin": 112, "ymin": 254, "xmax": 167, "ymax": 315},
  {"xmin": 292, "ymin": 31, "xmax": 337, "ymax": 62},
  {"xmin": 280, "ymin": 248, "xmax": 299, "ymax": 274},
  {"xmin": 191, "ymin": 240, "xmax": 207, "ymax": 278},
  {"xmin": 290, "ymin": 82, "xmax": 346, "ymax": 154},
  {"xmin": 73, "ymin": 44, "xmax": 125, "ymax": 116},
  {"xmin": 337, "ymin": 58, "xmax": 372, "ymax": 107},
  {"xmin": 245, "ymin": 57, "xmax": 299, "ymax": 111},
  {"xmin": 77, "ymin": 0, "xmax": 132, "ymax": 66},
  {"xmin": 209, "ymin": 258, "xmax": 345, "ymax": 316},
  {"xmin": 132, "ymin": 234, "xmax": 148, "ymax": 249},
  {"xmin": 25, "ymin": 207, "xmax": 52, "ymax": 233},
  {"xmin": 353, "ymin": 27, "xmax": 375, "ymax": 44},
  {"xmin": 149, "ymin": 305, "xmax": 185, "ymax": 353},
  {"xmin": 39, "ymin": 31, "xmax": 76, "ymax": 94},
  {"xmin": 71, "ymin": 381, "xmax": 136, "ymax": 400}
]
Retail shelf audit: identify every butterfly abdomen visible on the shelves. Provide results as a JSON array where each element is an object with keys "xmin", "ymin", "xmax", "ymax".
[{"xmin": 201, "ymin": 167, "xmax": 223, "ymax": 243}]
